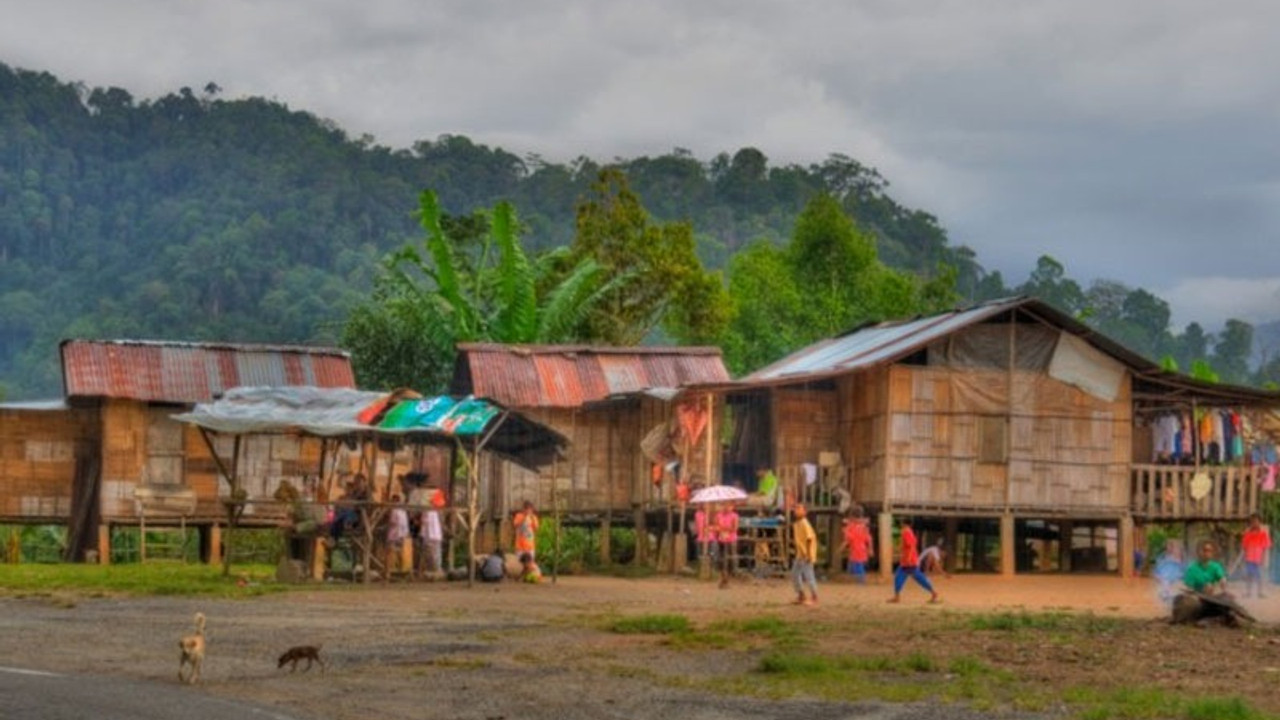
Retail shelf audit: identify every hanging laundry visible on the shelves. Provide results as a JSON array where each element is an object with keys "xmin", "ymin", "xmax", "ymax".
[{"xmin": 802, "ymin": 462, "xmax": 818, "ymax": 486}]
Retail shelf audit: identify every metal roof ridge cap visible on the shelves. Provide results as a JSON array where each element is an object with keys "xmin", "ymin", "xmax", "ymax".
[
  {"xmin": 59, "ymin": 338, "xmax": 350, "ymax": 356},
  {"xmin": 829, "ymin": 301, "xmax": 1012, "ymax": 372},
  {"xmin": 455, "ymin": 342, "xmax": 723, "ymax": 355}
]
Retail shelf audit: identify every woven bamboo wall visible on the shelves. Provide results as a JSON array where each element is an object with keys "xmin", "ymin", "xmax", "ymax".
[
  {"xmin": 198, "ymin": 432, "xmax": 329, "ymax": 523},
  {"xmin": 771, "ymin": 387, "xmax": 837, "ymax": 469},
  {"xmin": 0, "ymin": 406, "xmax": 96, "ymax": 520},
  {"xmin": 839, "ymin": 367, "xmax": 889, "ymax": 506},
  {"xmin": 492, "ymin": 397, "xmax": 721, "ymax": 517},
  {"xmin": 99, "ymin": 399, "xmax": 149, "ymax": 520},
  {"xmin": 883, "ymin": 365, "xmax": 1132, "ymax": 511},
  {"xmin": 99, "ymin": 400, "xmax": 325, "ymax": 525}
]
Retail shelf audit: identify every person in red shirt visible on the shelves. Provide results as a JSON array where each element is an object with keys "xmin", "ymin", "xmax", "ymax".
[
  {"xmin": 888, "ymin": 518, "xmax": 938, "ymax": 604},
  {"xmin": 840, "ymin": 514, "xmax": 874, "ymax": 584},
  {"xmin": 1241, "ymin": 513, "xmax": 1272, "ymax": 598}
]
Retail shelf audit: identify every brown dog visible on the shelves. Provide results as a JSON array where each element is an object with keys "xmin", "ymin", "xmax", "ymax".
[
  {"xmin": 178, "ymin": 612, "xmax": 206, "ymax": 684},
  {"xmin": 277, "ymin": 644, "xmax": 325, "ymax": 673}
]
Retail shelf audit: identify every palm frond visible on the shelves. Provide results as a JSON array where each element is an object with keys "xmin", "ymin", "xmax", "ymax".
[
  {"xmin": 537, "ymin": 260, "xmax": 637, "ymax": 343},
  {"xmin": 418, "ymin": 190, "xmax": 481, "ymax": 339},
  {"xmin": 490, "ymin": 201, "xmax": 538, "ymax": 343}
]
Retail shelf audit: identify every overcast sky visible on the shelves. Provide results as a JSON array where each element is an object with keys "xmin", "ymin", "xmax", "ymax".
[{"xmin": 5, "ymin": 1, "xmax": 1279, "ymax": 330}]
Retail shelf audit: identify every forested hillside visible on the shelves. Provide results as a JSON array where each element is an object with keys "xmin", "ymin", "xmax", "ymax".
[{"xmin": 0, "ymin": 62, "xmax": 1269, "ymax": 398}]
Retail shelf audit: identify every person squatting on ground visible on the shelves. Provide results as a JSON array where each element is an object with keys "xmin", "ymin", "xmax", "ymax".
[
  {"xmin": 790, "ymin": 505, "xmax": 819, "ymax": 606},
  {"xmin": 841, "ymin": 513, "xmax": 874, "ymax": 584},
  {"xmin": 519, "ymin": 552, "xmax": 542, "ymax": 583},
  {"xmin": 889, "ymin": 518, "xmax": 939, "ymax": 604},
  {"xmin": 918, "ymin": 537, "xmax": 950, "ymax": 578},
  {"xmin": 1241, "ymin": 513, "xmax": 1272, "ymax": 599},
  {"xmin": 480, "ymin": 548, "xmax": 506, "ymax": 583},
  {"xmin": 1172, "ymin": 540, "xmax": 1244, "ymax": 626}
]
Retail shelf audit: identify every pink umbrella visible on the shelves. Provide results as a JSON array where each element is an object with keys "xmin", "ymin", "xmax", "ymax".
[{"xmin": 689, "ymin": 484, "xmax": 748, "ymax": 504}]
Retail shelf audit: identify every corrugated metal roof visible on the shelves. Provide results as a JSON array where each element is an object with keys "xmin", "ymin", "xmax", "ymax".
[
  {"xmin": 453, "ymin": 344, "xmax": 730, "ymax": 409},
  {"xmin": 718, "ymin": 297, "xmax": 1280, "ymax": 405},
  {"xmin": 61, "ymin": 339, "xmax": 355, "ymax": 403},
  {"xmin": 743, "ymin": 300, "xmax": 1019, "ymax": 381}
]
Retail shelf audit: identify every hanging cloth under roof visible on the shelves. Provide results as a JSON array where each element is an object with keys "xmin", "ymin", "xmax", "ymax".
[{"xmin": 677, "ymin": 399, "xmax": 709, "ymax": 446}]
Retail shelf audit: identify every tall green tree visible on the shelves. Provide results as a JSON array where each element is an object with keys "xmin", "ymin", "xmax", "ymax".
[
  {"xmin": 1019, "ymin": 255, "xmax": 1086, "ymax": 316},
  {"xmin": 1212, "ymin": 319, "xmax": 1254, "ymax": 384},
  {"xmin": 570, "ymin": 168, "xmax": 730, "ymax": 345},
  {"xmin": 718, "ymin": 193, "xmax": 956, "ymax": 374}
]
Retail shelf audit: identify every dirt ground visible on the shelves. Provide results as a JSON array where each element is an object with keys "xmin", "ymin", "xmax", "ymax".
[{"xmin": 2, "ymin": 572, "xmax": 1280, "ymax": 720}]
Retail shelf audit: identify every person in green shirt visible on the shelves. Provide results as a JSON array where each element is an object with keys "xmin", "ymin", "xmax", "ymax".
[
  {"xmin": 1172, "ymin": 540, "xmax": 1239, "ymax": 626},
  {"xmin": 752, "ymin": 467, "xmax": 780, "ymax": 509},
  {"xmin": 1183, "ymin": 540, "xmax": 1227, "ymax": 594}
]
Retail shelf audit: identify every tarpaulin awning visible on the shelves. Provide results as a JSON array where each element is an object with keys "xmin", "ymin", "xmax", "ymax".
[{"xmin": 173, "ymin": 386, "xmax": 568, "ymax": 470}]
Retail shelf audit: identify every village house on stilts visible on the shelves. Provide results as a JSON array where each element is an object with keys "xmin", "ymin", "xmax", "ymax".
[
  {"xmin": 450, "ymin": 343, "xmax": 731, "ymax": 567},
  {"xmin": 0, "ymin": 339, "xmax": 356, "ymax": 564},
  {"xmin": 692, "ymin": 296, "xmax": 1279, "ymax": 580}
]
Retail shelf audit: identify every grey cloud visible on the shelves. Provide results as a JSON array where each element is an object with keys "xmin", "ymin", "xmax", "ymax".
[{"xmin": 3, "ymin": 0, "xmax": 1280, "ymax": 328}]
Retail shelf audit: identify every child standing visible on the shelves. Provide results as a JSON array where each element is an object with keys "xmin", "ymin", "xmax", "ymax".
[
  {"xmin": 715, "ymin": 503, "xmax": 740, "ymax": 589},
  {"xmin": 790, "ymin": 505, "xmax": 819, "ymax": 606},
  {"xmin": 513, "ymin": 500, "xmax": 540, "ymax": 561},
  {"xmin": 841, "ymin": 514, "xmax": 874, "ymax": 584},
  {"xmin": 1241, "ymin": 513, "xmax": 1272, "ymax": 598}
]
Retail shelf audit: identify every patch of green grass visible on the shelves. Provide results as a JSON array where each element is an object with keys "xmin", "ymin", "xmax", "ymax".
[
  {"xmin": 1059, "ymin": 685, "xmax": 1272, "ymax": 720},
  {"xmin": 1183, "ymin": 697, "xmax": 1267, "ymax": 720},
  {"xmin": 966, "ymin": 610, "xmax": 1122, "ymax": 635},
  {"xmin": 664, "ymin": 630, "xmax": 733, "ymax": 650},
  {"xmin": 947, "ymin": 655, "xmax": 990, "ymax": 677},
  {"xmin": 609, "ymin": 613, "xmax": 691, "ymax": 635},
  {"xmin": 708, "ymin": 614, "xmax": 806, "ymax": 650},
  {"xmin": 0, "ymin": 562, "xmax": 290, "ymax": 597},
  {"xmin": 759, "ymin": 652, "xmax": 835, "ymax": 675}
]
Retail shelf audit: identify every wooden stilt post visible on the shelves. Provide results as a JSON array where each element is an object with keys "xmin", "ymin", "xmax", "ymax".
[
  {"xmin": 878, "ymin": 511, "xmax": 894, "ymax": 582},
  {"xmin": 1000, "ymin": 512, "xmax": 1016, "ymax": 578}
]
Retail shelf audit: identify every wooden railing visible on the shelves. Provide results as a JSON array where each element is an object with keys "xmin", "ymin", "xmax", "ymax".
[
  {"xmin": 1130, "ymin": 464, "xmax": 1260, "ymax": 520},
  {"xmin": 774, "ymin": 465, "xmax": 853, "ymax": 511}
]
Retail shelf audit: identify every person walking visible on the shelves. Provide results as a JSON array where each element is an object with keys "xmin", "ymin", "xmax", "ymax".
[
  {"xmin": 790, "ymin": 505, "xmax": 819, "ymax": 606},
  {"xmin": 888, "ymin": 518, "xmax": 939, "ymax": 604}
]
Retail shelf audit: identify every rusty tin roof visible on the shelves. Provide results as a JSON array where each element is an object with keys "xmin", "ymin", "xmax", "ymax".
[
  {"xmin": 452, "ymin": 343, "xmax": 730, "ymax": 409},
  {"xmin": 61, "ymin": 339, "xmax": 355, "ymax": 403}
]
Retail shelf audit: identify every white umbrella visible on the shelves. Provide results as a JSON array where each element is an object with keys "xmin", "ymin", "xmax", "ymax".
[{"xmin": 689, "ymin": 484, "xmax": 748, "ymax": 504}]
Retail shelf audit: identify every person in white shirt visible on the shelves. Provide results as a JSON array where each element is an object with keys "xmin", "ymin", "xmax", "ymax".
[{"xmin": 918, "ymin": 537, "xmax": 949, "ymax": 578}]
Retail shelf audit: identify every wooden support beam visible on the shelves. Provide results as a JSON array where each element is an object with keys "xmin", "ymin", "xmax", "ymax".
[
  {"xmin": 97, "ymin": 524, "xmax": 111, "ymax": 565},
  {"xmin": 1119, "ymin": 514, "xmax": 1135, "ymax": 579},
  {"xmin": 1000, "ymin": 512, "xmax": 1015, "ymax": 578},
  {"xmin": 878, "ymin": 511, "xmax": 894, "ymax": 582}
]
